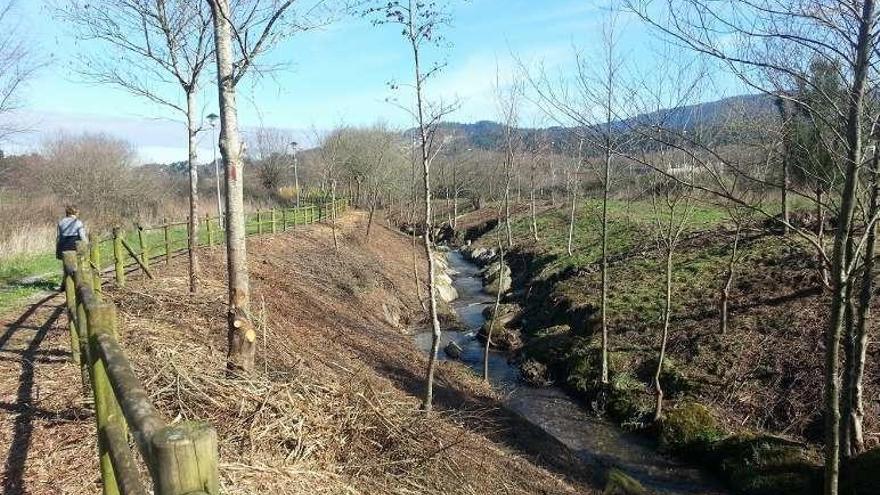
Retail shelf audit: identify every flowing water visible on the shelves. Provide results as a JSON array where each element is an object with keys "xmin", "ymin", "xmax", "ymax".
[{"xmin": 414, "ymin": 250, "xmax": 728, "ymax": 495}]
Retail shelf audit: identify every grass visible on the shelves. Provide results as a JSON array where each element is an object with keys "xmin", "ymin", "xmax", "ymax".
[{"xmin": 0, "ymin": 205, "xmax": 331, "ymax": 314}]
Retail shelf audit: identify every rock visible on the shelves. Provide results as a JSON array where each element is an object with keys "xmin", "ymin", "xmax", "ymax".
[
  {"xmin": 520, "ymin": 359, "xmax": 552, "ymax": 387},
  {"xmin": 708, "ymin": 434, "xmax": 821, "ymax": 495},
  {"xmin": 659, "ymin": 402, "xmax": 724, "ymax": 453},
  {"xmin": 381, "ymin": 303, "xmax": 401, "ymax": 328},
  {"xmin": 482, "ymin": 303, "xmax": 519, "ymax": 320},
  {"xmin": 484, "ymin": 263, "xmax": 511, "ymax": 295},
  {"xmin": 444, "ymin": 340, "xmax": 463, "ymax": 359},
  {"xmin": 843, "ymin": 446, "xmax": 880, "ymax": 495},
  {"xmin": 435, "ymin": 272, "xmax": 459, "ymax": 303},
  {"xmin": 604, "ymin": 468, "xmax": 649, "ymax": 495}
]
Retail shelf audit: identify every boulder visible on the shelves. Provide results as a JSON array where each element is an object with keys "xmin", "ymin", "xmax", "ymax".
[
  {"xmin": 482, "ymin": 303, "xmax": 520, "ymax": 321},
  {"xmin": 435, "ymin": 272, "xmax": 459, "ymax": 303},
  {"xmin": 520, "ymin": 359, "xmax": 553, "ymax": 387},
  {"xmin": 604, "ymin": 468, "xmax": 649, "ymax": 495},
  {"xmin": 659, "ymin": 402, "xmax": 724, "ymax": 453},
  {"xmin": 484, "ymin": 263, "xmax": 512, "ymax": 295},
  {"xmin": 444, "ymin": 340, "xmax": 463, "ymax": 359},
  {"xmin": 381, "ymin": 303, "xmax": 401, "ymax": 328}
]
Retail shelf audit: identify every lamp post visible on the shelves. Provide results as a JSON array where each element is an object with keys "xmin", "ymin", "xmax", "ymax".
[
  {"xmin": 207, "ymin": 113, "xmax": 223, "ymax": 227},
  {"xmin": 290, "ymin": 141, "xmax": 300, "ymax": 208}
]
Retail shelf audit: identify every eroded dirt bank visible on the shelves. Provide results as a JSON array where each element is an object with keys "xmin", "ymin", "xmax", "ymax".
[{"xmin": 0, "ymin": 211, "xmax": 596, "ymax": 494}]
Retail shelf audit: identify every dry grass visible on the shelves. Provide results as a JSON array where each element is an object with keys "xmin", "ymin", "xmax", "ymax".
[{"xmin": 99, "ymin": 213, "xmax": 589, "ymax": 495}]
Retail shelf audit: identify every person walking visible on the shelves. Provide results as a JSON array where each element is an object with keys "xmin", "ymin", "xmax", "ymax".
[{"xmin": 56, "ymin": 205, "xmax": 87, "ymax": 289}]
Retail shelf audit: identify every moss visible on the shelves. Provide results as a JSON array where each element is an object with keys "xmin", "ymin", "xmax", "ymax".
[
  {"xmin": 523, "ymin": 325, "xmax": 573, "ymax": 370},
  {"xmin": 708, "ymin": 434, "xmax": 821, "ymax": 495},
  {"xmin": 604, "ymin": 468, "xmax": 649, "ymax": 495},
  {"xmin": 564, "ymin": 338, "xmax": 603, "ymax": 394},
  {"xmin": 842, "ymin": 446, "xmax": 880, "ymax": 495},
  {"xmin": 607, "ymin": 372, "xmax": 651, "ymax": 425},
  {"xmin": 658, "ymin": 401, "xmax": 723, "ymax": 453},
  {"xmin": 637, "ymin": 357, "xmax": 692, "ymax": 399}
]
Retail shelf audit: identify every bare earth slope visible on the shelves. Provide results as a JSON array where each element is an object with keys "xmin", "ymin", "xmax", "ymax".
[{"xmin": 0, "ymin": 211, "xmax": 593, "ymax": 494}]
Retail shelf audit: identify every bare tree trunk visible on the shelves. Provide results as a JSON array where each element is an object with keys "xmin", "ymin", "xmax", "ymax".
[
  {"xmin": 421, "ymin": 142, "xmax": 441, "ymax": 411},
  {"xmin": 599, "ymin": 144, "xmax": 611, "ymax": 386},
  {"xmin": 186, "ymin": 90, "xmax": 200, "ymax": 294},
  {"xmin": 720, "ymin": 224, "xmax": 741, "ymax": 335},
  {"xmin": 848, "ymin": 152, "xmax": 879, "ymax": 455},
  {"xmin": 776, "ymin": 96, "xmax": 790, "ymax": 235},
  {"xmin": 530, "ymin": 169, "xmax": 539, "ymax": 242},
  {"xmin": 366, "ymin": 187, "xmax": 377, "ymax": 240},
  {"xmin": 209, "ymin": 0, "xmax": 254, "ymax": 374},
  {"xmin": 653, "ymin": 248, "xmax": 673, "ymax": 421},
  {"xmin": 484, "ymin": 241, "xmax": 504, "ymax": 382},
  {"xmin": 331, "ymin": 180, "xmax": 339, "ymax": 254},
  {"xmin": 567, "ymin": 178, "xmax": 577, "ymax": 256},
  {"xmin": 824, "ymin": 5, "xmax": 875, "ymax": 492}
]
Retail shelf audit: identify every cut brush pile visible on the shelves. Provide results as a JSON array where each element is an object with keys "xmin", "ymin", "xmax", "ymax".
[{"xmin": 103, "ymin": 211, "xmax": 591, "ymax": 494}]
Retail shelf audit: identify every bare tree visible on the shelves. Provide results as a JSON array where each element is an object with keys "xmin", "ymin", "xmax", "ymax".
[
  {"xmin": 494, "ymin": 72, "xmax": 522, "ymax": 248},
  {"xmin": 369, "ymin": 0, "xmax": 458, "ymax": 411},
  {"xmin": 0, "ymin": 1, "xmax": 41, "ymax": 141},
  {"xmin": 207, "ymin": 0, "xmax": 325, "ymax": 374},
  {"xmin": 648, "ymin": 173, "xmax": 694, "ymax": 421},
  {"xmin": 626, "ymin": 2, "xmax": 880, "ymax": 491},
  {"xmin": 58, "ymin": 0, "xmax": 213, "ymax": 294}
]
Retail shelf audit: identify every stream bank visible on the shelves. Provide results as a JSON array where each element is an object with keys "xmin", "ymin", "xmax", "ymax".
[{"xmin": 415, "ymin": 249, "xmax": 728, "ymax": 494}]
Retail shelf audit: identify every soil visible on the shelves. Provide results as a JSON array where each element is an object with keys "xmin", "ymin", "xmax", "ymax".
[{"xmin": 0, "ymin": 211, "xmax": 599, "ymax": 494}]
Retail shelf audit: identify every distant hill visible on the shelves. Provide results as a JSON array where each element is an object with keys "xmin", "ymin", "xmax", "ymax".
[{"xmin": 422, "ymin": 94, "xmax": 778, "ymax": 152}]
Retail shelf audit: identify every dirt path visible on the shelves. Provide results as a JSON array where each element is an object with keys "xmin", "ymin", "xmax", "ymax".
[
  {"xmin": 0, "ymin": 212, "xmax": 597, "ymax": 495},
  {"xmin": 0, "ymin": 293, "xmax": 98, "ymax": 494}
]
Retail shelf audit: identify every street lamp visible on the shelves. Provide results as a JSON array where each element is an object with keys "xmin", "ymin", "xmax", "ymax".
[
  {"xmin": 206, "ymin": 113, "xmax": 223, "ymax": 227},
  {"xmin": 290, "ymin": 141, "xmax": 300, "ymax": 208}
]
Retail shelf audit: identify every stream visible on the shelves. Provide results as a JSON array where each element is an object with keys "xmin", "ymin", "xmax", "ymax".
[{"xmin": 413, "ymin": 250, "xmax": 728, "ymax": 495}]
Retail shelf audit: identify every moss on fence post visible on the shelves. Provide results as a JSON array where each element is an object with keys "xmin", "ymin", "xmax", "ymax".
[
  {"xmin": 112, "ymin": 228, "xmax": 125, "ymax": 287},
  {"xmin": 151, "ymin": 422, "xmax": 219, "ymax": 495},
  {"xmin": 89, "ymin": 235, "xmax": 102, "ymax": 296},
  {"xmin": 137, "ymin": 225, "xmax": 150, "ymax": 272},
  {"xmin": 270, "ymin": 208, "xmax": 277, "ymax": 234},
  {"xmin": 86, "ymin": 302, "xmax": 124, "ymax": 495},
  {"xmin": 62, "ymin": 252, "xmax": 80, "ymax": 365}
]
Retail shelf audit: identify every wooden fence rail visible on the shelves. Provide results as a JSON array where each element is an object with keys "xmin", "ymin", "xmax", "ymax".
[{"xmin": 59, "ymin": 199, "xmax": 348, "ymax": 494}]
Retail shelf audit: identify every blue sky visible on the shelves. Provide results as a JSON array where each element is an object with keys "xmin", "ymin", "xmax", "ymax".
[{"xmin": 3, "ymin": 0, "xmax": 742, "ymax": 162}]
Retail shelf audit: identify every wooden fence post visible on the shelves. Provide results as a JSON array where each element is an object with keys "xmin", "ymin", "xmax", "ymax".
[
  {"xmin": 270, "ymin": 208, "xmax": 277, "ymax": 234},
  {"xmin": 206, "ymin": 214, "xmax": 214, "ymax": 247},
  {"xmin": 137, "ymin": 225, "xmax": 150, "ymax": 272},
  {"xmin": 282, "ymin": 209, "xmax": 288, "ymax": 231},
  {"xmin": 62, "ymin": 252, "xmax": 80, "ymax": 365},
  {"xmin": 257, "ymin": 210, "xmax": 263, "ymax": 235},
  {"xmin": 86, "ymin": 303, "xmax": 124, "ymax": 495},
  {"xmin": 113, "ymin": 228, "xmax": 125, "ymax": 287},
  {"xmin": 89, "ymin": 234, "xmax": 102, "ymax": 296},
  {"xmin": 151, "ymin": 422, "xmax": 220, "ymax": 495},
  {"xmin": 163, "ymin": 219, "xmax": 172, "ymax": 266}
]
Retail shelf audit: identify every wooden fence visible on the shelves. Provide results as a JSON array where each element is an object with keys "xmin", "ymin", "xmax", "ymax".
[{"xmin": 60, "ymin": 200, "xmax": 348, "ymax": 495}]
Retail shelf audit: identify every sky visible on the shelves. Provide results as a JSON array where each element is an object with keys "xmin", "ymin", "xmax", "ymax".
[{"xmin": 1, "ymin": 0, "xmax": 743, "ymax": 163}]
